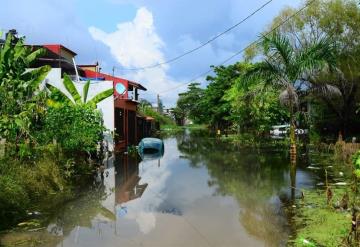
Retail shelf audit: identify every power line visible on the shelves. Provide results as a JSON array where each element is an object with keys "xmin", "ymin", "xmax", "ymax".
[
  {"xmin": 158, "ymin": 0, "xmax": 316, "ymax": 96},
  {"xmin": 113, "ymin": 0, "xmax": 274, "ymax": 71}
]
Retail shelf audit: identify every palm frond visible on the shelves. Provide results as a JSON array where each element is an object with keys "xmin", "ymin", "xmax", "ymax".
[
  {"xmin": 242, "ymin": 61, "xmax": 286, "ymax": 89},
  {"xmin": 46, "ymin": 83, "xmax": 72, "ymax": 106},
  {"xmin": 13, "ymin": 38, "xmax": 27, "ymax": 61},
  {"xmin": 262, "ymin": 32, "xmax": 294, "ymax": 68},
  {"xmin": 0, "ymin": 32, "xmax": 13, "ymax": 68},
  {"xmin": 83, "ymin": 80, "xmax": 90, "ymax": 103},
  {"xmin": 310, "ymin": 84, "xmax": 342, "ymax": 97},
  {"xmin": 86, "ymin": 88, "xmax": 113, "ymax": 108},
  {"xmin": 296, "ymin": 36, "xmax": 336, "ymax": 77},
  {"xmin": 26, "ymin": 47, "xmax": 46, "ymax": 65},
  {"xmin": 22, "ymin": 65, "xmax": 51, "ymax": 90},
  {"xmin": 63, "ymin": 73, "xmax": 82, "ymax": 104}
]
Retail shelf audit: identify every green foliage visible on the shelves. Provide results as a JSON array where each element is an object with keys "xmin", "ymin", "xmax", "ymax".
[
  {"xmin": 174, "ymin": 83, "xmax": 205, "ymax": 125},
  {"xmin": 225, "ymin": 63, "xmax": 289, "ymax": 134},
  {"xmin": 42, "ymin": 104, "xmax": 105, "ymax": 153},
  {"xmin": 244, "ymin": 31, "xmax": 335, "ymax": 146},
  {"xmin": 293, "ymin": 189, "xmax": 350, "ymax": 247},
  {"xmin": 0, "ymin": 32, "xmax": 51, "ymax": 143},
  {"xmin": 139, "ymin": 99, "xmax": 175, "ymax": 126},
  {"xmin": 269, "ymin": 0, "xmax": 360, "ymax": 137},
  {"xmin": 0, "ymin": 175, "xmax": 29, "ymax": 229},
  {"xmin": 174, "ymin": 64, "xmax": 240, "ymax": 129},
  {"xmin": 352, "ymin": 150, "xmax": 360, "ymax": 178},
  {"xmin": 0, "ymin": 152, "xmax": 72, "ymax": 230},
  {"xmin": 201, "ymin": 64, "xmax": 238, "ymax": 128},
  {"xmin": 175, "ymin": 62, "xmax": 289, "ymax": 134},
  {"xmin": 0, "ymin": 32, "xmax": 108, "ymax": 231}
]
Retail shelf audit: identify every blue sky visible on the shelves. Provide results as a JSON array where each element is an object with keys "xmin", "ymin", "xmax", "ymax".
[{"xmin": 0, "ymin": 0, "xmax": 302, "ymax": 106}]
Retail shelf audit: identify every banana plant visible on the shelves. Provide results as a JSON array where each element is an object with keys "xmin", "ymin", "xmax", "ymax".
[
  {"xmin": 0, "ymin": 31, "xmax": 51, "ymax": 143},
  {"xmin": 46, "ymin": 73, "xmax": 114, "ymax": 108}
]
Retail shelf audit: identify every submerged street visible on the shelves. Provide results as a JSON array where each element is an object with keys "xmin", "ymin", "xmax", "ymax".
[
  {"xmin": 1, "ymin": 1, "xmax": 360, "ymax": 245},
  {"xmin": 1, "ymin": 129, "xmax": 325, "ymax": 247}
]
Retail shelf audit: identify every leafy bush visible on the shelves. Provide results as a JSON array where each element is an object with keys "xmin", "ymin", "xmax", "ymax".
[
  {"xmin": 0, "ymin": 175, "xmax": 30, "ymax": 229},
  {"xmin": 42, "ymin": 104, "xmax": 105, "ymax": 154},
  {"xmin": 353, "ymin": 150, "xmax": 360, "ymax": 178},
  {"xmin": 0, "ymin": 32, "xmax": 50, "ymax": 144},
  {"xmin": 140, "ymin": 104, "xmax": 174, "ymax": 126},
  {"xmin": 0, "ymin": 155, "xmax": 71, "ymax": 230}
]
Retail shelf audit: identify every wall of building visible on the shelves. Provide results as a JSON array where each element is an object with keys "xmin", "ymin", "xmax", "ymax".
[{"xmin": 42, "ymin": 68, "xmax": 115, "ymax": 151}]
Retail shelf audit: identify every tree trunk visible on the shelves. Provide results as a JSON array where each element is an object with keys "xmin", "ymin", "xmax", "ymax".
[
  {"xmin": 290, "ymin": 160, "xmax": 297, "ymax": 201},
  {"xmin": 289, "ymin": 105, "xmax": 297, "ymax": 162}
]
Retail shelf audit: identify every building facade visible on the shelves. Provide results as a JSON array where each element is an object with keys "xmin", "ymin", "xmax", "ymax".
[{"xmin": 31, "ymin": 44, "xmax": 154, "ymax": 151}]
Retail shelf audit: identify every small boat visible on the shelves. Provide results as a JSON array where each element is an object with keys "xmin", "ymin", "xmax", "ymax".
[{"xmin": 138, "ymin": 138, "xmax": 164, "ymax": 160}]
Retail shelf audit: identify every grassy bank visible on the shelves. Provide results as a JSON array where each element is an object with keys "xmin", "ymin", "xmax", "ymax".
[
  {"xmin": 218, "ymin": 133, "xmax": 289, "ymax": 149},
  {"xmin": 209, "ymin": 132, "xmax": 358, "ymax": 246},
  {"xmin": 292, "ymin": 187, "xmax": 351, "ymax": 247},
  {"xmin": 0, "ymin": 144, "xmax": 96, "ymax": 231},
  {"xmin": 161, "ymin": 124, "xmax": 207, "ymax": 131}
]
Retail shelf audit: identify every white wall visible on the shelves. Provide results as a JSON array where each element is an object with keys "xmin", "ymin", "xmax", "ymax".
[{"xmin": 43, "ymin": 68, "xmax": 115, "ymax": 151}]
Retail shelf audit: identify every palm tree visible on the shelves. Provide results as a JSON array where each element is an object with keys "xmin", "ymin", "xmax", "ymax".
[
  {"xmin": 46, "ymin": 74, "xmax": 113, "ymax": 108},
  {"xmin": 244, "ymin": 32, "xmax": 337, "ymax": 156}
]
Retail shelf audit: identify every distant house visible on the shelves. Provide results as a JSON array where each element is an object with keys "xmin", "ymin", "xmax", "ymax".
[{"xmin": 29, "ymin": 44, "xmax": 154, "ymax": 151}]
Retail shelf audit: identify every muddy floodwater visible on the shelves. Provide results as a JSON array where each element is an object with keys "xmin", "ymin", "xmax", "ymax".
[{"xmin": 1, "ymin": 129, "xmax": 326, "ymax": 247}]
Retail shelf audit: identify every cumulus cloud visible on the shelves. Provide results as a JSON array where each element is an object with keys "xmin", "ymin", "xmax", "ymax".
[
  {"xmin": 89, "ymin": 8, "xmax": 164, "ymax": 68},
  {"xmin": 89, "ymin": 7, "xmax": 184, "ymax": 106}
]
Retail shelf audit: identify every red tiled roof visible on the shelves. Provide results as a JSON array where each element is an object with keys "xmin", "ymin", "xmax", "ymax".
[{"xmin": 43, "ymin": 44, "xmax": 77, "ymax": 56}]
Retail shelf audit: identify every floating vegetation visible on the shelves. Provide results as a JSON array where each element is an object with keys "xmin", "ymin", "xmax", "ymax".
[{"xmin": 292, "ymin": 188, "xmax": 351, "ymax": 247}]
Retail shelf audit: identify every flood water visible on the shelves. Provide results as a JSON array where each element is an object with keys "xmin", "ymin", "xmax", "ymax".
[{"xmin": 1, "ymin": 129, "xmax": 325, "ymax": 247}]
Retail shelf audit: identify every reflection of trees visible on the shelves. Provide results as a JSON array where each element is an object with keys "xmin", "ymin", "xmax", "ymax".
[
  {"xmin": 11, "ymin": 184, "xmax": 113, "ymax": 246},
  {"xmin": 177, "ymin": 129, "xmax": 218, "ymax": 167},
  {"xmin": 177, "ymin": 129, "xmax": 292, "ymax": 246},
  {"xmin": 51, "ymin": 185, "xmax": 110, "ymax": 232}
]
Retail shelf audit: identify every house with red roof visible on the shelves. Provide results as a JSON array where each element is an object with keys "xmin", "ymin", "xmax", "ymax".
[{"xmin": 30, "ymin": 44, "xmax": 154, "ymax": 151}]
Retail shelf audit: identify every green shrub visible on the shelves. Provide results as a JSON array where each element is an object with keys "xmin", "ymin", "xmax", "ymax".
[
  {"xmin": 0, "ymin": 155, "xmax": 73, "ymax": 230},
  {"xmin": 0, "ymin": 175, "xmax": 30, "ymax": 229},
  {"xmin": 42, "ymin": 104, "xmax": 105, "ymax": 154},
  {"xmin": 140, "ymin": 107, "xmax": 174, "ymax": 125}
]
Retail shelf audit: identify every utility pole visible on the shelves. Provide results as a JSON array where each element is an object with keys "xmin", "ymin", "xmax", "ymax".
[
  {"xmin": 157, "ymin": 94, "xmax": 160, "ymax": 113},
  {"xmin": 112, "ymin": 66, "xmax": 115, "ymax": 77}
]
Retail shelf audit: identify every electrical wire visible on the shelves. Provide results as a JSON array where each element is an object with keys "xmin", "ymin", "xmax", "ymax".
[
  {"xmin": 113, "ymin": 0, "xmax": 274, "ymax": 71},
  {"xmin": 158, "ymin": 0, "xmax": 316, "ymax": 95}
]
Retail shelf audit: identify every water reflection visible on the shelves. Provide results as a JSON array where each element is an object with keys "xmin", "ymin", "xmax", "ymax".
[
  {"xmin": 115, "ymin": 154, "xmax": 147, "ymax": 207},
  {"xmin": 176, "ymin": 129, "xmax": 313, "ymax": 246},
  {"xmin": 1, "ymin": 129, "xmax": 320, "ymax": 247}
]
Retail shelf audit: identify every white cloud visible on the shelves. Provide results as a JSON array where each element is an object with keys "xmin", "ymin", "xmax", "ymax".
[
  {"xmin": 89, "ymin": 7, "xmax": 183, "ymax": 106},
  {"xmin": 0, "ymin": 0, "xmax": 117, "ymax": 71}
]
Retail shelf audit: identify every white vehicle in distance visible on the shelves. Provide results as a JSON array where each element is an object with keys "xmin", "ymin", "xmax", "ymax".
[
  {"xmin": 270, "ymin": 124, "xmax": 308, "ymax": 136},
  {"xmin": 270, "ymin": 124, "xmax": 290, "ymax": 135}
]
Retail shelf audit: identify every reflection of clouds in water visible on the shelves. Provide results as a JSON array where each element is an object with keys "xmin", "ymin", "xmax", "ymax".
[
  {"xmin": 135, "ymin": 212, "xmax": 156, "ymax": 234},
  {"xmin": 117, "ymin": 139, "xmax": 180, "ymax": 234}
]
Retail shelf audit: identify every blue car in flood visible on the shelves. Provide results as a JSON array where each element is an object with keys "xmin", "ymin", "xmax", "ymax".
[{"xmin": 138, "ymin": 137, "xmax": 165, "ymax": 160}]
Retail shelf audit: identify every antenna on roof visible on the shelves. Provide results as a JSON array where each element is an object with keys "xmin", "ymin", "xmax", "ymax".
[{"xmin": 72, "ymin": 58, "xmax": 80, "ymax": 82}]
